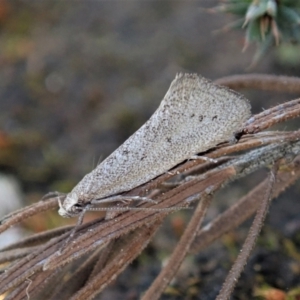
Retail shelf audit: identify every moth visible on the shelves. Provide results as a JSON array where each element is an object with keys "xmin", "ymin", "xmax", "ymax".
[{"xmin": 58, "ymin": 73, "xmax": 251, "ymax": 218}]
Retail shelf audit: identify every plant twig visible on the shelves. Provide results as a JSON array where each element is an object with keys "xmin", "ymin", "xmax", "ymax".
[
  {"xmin": 216, "ymin": 74, "xmax": 300, "ymax": 93},
  {"xmin": 216, "ymin": 166, "xmax": 278, "ymax": 300},
  {"xmin": 189, "ymin": 156, "xmax": 300, "ymax": 253},
  {"xmin": 142, "ymin": 195, "xmax": 213, "ymax": 300}
]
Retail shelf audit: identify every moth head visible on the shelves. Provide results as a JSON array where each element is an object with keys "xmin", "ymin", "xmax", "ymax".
[{"xmin": 58, "ymin": 191, "xmax": 88, "ymax": 218}]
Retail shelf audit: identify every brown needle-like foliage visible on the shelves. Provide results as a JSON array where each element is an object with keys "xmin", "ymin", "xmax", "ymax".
[{"xmin": 1, "ymin": 74, "xmax": 300, "ymax": 300}]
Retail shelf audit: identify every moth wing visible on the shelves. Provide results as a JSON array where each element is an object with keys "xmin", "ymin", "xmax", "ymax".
[
  {"xmin": 80, "ymin": 73, "xmax": 251, "ymax": 199},
  {"xmin": 149, "ymin": 73, "xmax": 251, "ymax": 154}
]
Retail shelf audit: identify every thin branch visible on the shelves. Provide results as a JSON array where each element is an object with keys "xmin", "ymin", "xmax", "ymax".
[
  {"xmin": 189, "ymin": 156, "xmax": 300, "ymax": 254},
  {"xmin": 48, "ymin": 247, "xmax": 106, "ymax": 300},
  {"xmin": 216, "ymin": 74, "xmax": 300, "ymax": 93},
  {"xmin": 0, "ymin": 225, "xmax": 73, "ymax": 252},
  {"xmin": 43, "ymin": 167, "xmax": 235, "ymax": 272},
  {"xmin": 216, "ymin": 166, "xmax": 277, "ymax": 300},
  {"xmin": 245, "ymin": 99, "xmax": 300, "ymax": 133},
  {"xmin": 142, "ymin": 195, "xmax": 213, "ymax": 300},
  {"xmin": 0, "ymin": 198, "xmax": 58, "ymax": 235},
  {"xmin": 0, "ymin": 246, "xmax": 41, "ymax": 264},
  {"xmin": 70, "ymin": 220, "xmax": 163, "ymax": 300}
]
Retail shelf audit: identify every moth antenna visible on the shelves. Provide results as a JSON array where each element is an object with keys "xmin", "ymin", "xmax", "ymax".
[{"xmin": 87, "ymin": 206, "xmax": 191, "ymax": 212}]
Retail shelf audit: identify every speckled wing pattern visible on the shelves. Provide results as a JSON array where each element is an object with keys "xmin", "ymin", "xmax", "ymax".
[{"xmin": 73, "ymin": 73, "xmax": 251, "ymax": 200}]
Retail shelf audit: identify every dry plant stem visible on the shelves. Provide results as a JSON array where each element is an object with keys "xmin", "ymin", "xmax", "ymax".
[
  {"xmin": 70, "ymin": 220, "xmax": 163, "ymax": 300},
  {"xmin": 0, "ymin": 198, "xmax": 58, "ymax": 235},
  {"xmin": 247, "ymin": 98, "xmax": 300, "ymax": 123},
  {"xmin": 87, "ymin": 240, "xmax": 116, "ymax": 280},
  {"xmin": 216, "ymin": 167, "xmax": 277, "ymax": 300},
  {"xmin": 4, "ymin": 270, "xmax": 59, "ymax": 300},
  {"xmin": 0, "ymin": 140, "xmax": 299, "ymax": 296},
  {"xmin": 0, "ymin": 218, "xmax": 102, "ymax": 294},
  {"xmin": 245, "ymin": 99, "xmax": 300, "ymax": 134},
  {"xmin": 207, "ymin": 131, "xmax": 300, "ymax": 162},
  {"xmin": 0, "ymin": 246, "xmax": 41, "ymax": 264},
  {"xmin": 0, "ymin": 225, "xmax": 73, "ymax": 252},
  {"xmin": 0, "ymin": 244, "xmax": 61, "ymax": 294},
  {"xmin": 0, "ymin": 204, "xmax": 162, "ymax": 295},
  {"xmin": 29, "ymin": 268, "xmax": 72, "ymax": 300},
  {"xmin": 190, "ymin": 157, "xmax": 300, "ymax": 253},
  {"xmin": 3, "ymin": 281, "xmax": 29, "ymax": 300},
  {"xmin": 49, "ymin": 247, "xmax": 106, "ymax": 300},
  {"xmin": 30, "ymin": 169, "xmax": 232, "ymax": 299},
  {"xmin": 221, "ymin": 139, "xmax": 300, "ymax": 182},
  {"xmin": 216, "ymin": 74, "xmax": 300, "ymax": 93},
  {"xmin": 142, "ymin": 195, "xmax": 213, "ymax": 300},
  {"xmin": 32, "ymin": 269, "xmax": 69, "ymax": 300},
  {"xmin": 44, "ymin": 167, "xmax": 235, "ymax": 271}
]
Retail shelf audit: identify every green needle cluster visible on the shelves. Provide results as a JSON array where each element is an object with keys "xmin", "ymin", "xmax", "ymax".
[{"xmin": 213, "ymin": 0, "xmax": 300, "ymax": 65}]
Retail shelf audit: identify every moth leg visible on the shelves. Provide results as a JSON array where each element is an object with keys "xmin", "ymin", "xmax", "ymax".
[
  {"xmin": 58, "ymin": 205, "xmax": 89, "ymax": 254},
  {"xmin": 125, "ymin": 196, "xmax": 158, "ymax": 203},
  {"xmin": 189, "ymin": 155, "xmax": 217, "ymax": 163},
  {"xmin": 93, "ymin": 195, "xmax": 158, "ymax": 205}
]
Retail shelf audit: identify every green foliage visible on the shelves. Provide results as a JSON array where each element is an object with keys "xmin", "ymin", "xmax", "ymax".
[{"xmin": 214, "ymin": 0, "xmax": 300, "ymax": 65}]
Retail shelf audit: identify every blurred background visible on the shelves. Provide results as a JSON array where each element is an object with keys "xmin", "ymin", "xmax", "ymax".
[{"xmin": 0, "ymin": 1, "xmax": 300, "ymax": 299}]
